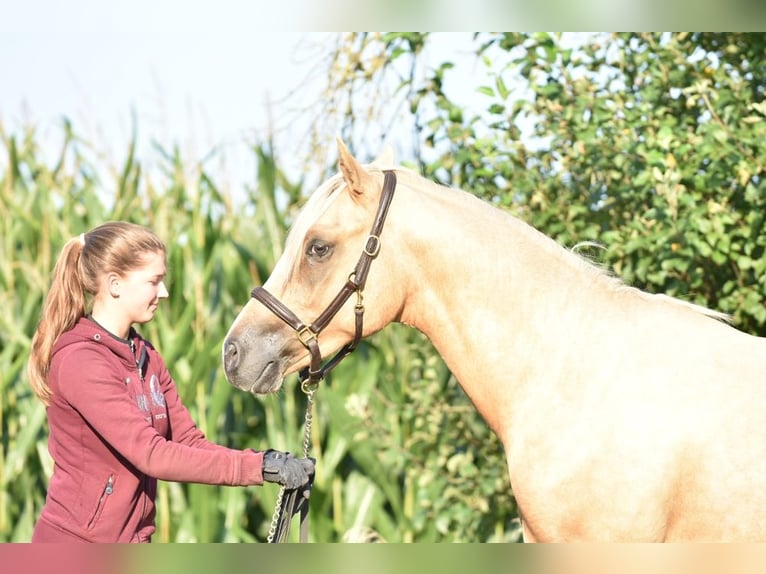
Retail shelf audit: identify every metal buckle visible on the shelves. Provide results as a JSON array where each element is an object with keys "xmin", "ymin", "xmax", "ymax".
[
  {"xmin": 364, "ymin": 235, "xmax": 381, "ymax": 257},
  {"xmin": 297, "ymin": 326, "xmax": 318, "ymax": 347}
]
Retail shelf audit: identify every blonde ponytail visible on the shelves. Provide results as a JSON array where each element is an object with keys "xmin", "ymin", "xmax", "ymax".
[{"xmin": 28, "ymin": 237, "xmax": 88, "ymax": 404}]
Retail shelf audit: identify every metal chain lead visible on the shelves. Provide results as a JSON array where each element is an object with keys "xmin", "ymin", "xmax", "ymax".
[
  {"xmin": 300, "ymin": 383, "xmax": 316, "ymax": 458},
  {"xmin": 266, "ymin": 383, "xmax": 316, "ymax": 543},
  {"xmin": 266, "ymin": 487, "xmax": 286, "ymax": 543}
]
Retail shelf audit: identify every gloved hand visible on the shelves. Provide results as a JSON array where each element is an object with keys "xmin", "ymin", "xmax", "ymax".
[{"xmin": 262, "ymin": 450, "xmax": 315, "ymax": 489}]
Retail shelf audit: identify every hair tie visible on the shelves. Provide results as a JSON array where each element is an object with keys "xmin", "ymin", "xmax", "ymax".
[{"xmin": 79, "ymin": 233, "xmax": 86, "ymax": 247}]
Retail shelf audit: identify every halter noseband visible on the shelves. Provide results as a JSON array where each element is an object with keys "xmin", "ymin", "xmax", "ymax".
[{"xmin": 250, "ymin": 170, "xmax": 397, "ymax": 387}]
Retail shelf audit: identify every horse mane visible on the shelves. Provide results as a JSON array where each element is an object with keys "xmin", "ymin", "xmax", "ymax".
[
  {"xmin": 607, "ymin": 276, "xmax": 731, "ymax": 323},
  {"xmin": 384, "ymin": 165, "xmax": 731, "ymax": 325}
]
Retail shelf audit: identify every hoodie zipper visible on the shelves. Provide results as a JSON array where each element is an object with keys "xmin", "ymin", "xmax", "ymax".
[
  {"xmin": 87, "ymin": 475, "xmax": 114, "ymax": 530},
  {"xmin": 129, "ymin": 339, "xmax": 147, "ymax": 383},
  {"xmin": 129, "ymin": 339, "xmax": 151, "ymax": 530}
]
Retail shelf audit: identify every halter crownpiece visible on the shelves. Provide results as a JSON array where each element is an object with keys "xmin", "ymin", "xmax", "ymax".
[{"xmin": 250, "ymin": 170, "xmax": 397, "ymax": 387}]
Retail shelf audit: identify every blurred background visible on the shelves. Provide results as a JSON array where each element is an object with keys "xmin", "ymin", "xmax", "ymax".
[{"xmin": 2, "ymin": 14, "xmax": 765, "ymax": 543}]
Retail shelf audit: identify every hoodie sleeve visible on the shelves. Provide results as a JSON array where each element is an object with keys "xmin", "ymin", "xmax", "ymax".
[
  {"xmin": 151, "ymin": 351, "xmax": 240, "ymax": 452},
  {"xmin": 53, "ymin": 344, "xmax": 264, "ymax": 486}
]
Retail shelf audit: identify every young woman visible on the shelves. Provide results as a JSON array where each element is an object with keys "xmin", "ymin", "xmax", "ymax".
[{"xmin": 28, "ymin": 221, "xmax": 313, "ymax": 543}]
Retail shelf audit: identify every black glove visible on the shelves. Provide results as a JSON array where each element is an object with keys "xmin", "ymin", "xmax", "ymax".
[{"xmin": 262, "ymin": 450, "xmax": 315, "ymax": 489}]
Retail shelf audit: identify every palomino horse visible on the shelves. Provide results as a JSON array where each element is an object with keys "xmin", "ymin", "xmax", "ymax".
[{"xmin": 223, "ymin": 139, "xmax": 766, "ymax": 542}]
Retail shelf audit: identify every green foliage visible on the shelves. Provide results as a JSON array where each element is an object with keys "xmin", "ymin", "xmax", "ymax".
[
  {"xmin": 0, "ymin": 124, "xmax": 272, "ymax": 542},
  {"xmin": 1, "ymin": 119, "xmax": 517, "ymax": 541}
]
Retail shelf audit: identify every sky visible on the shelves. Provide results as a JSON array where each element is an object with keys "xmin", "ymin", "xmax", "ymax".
[
  {"xmin": 1, "ymin": 0, "xmax": 760, "ymax": 174},
  {"xmin": 1, "ymin": 1, "xmax": 495, "ymax": 197},
  {"xmin": 1, "ymin": 0, "xmax": 638, "ymax": 203},
  {"xmin": 1, "ymin": 1, "xmax": 334, "ymax": 192}
]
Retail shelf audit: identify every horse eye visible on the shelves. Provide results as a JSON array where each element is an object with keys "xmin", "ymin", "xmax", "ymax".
[{"xmin": 306, "ymin": 240, "xmax": 333, "ymax": 260}]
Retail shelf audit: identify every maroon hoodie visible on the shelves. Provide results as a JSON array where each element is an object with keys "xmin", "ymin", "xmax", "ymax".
[{"xmin": 32, "ymin": 316, "xmax": 264, "ymax": 543}]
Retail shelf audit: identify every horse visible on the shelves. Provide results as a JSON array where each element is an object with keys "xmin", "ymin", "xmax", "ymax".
[{"xmin": 222, "ymin": 138, "xmax": 766, "ymax": 542}]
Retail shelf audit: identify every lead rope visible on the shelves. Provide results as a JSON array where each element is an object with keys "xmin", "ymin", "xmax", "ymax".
[{"xmin": 266, "ymin": 382, "xmax": 316, "ymax": 543}]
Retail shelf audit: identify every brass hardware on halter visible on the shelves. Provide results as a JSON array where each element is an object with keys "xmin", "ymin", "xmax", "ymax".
[
  {"xmin": 364, "ymin": 235, "xmax": 381, "ymax": 257},
  {"xmin": 301, "ymin": 378, "xmax": 319, "ymax": 395},
  {"xmin": 298, "ymin": 326, "xmax": 318, "ymax": 346}
]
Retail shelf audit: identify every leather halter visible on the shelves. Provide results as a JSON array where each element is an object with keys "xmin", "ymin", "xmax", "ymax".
[{"xmin": 250, "ymin": 170, "xmax": 397, "ymax": 387}]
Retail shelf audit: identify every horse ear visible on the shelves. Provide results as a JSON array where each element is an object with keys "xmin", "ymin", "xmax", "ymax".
[
  {"xmin": 372, "ymin": 144, "xmax": 395, "ymax": 166},
  {"xmin": 337, "ymin": 138, "xmax": 375, "ymax": 204}
]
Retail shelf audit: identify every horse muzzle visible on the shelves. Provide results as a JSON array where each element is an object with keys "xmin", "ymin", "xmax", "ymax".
[{"xmin": 222, "ymin": 328, "xmax": 287, "ymax": 394}]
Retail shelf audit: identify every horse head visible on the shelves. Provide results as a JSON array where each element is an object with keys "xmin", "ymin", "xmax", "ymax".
[{"xmin": 223, "ymin": 139, "xmax": 406, "ymax": 394}]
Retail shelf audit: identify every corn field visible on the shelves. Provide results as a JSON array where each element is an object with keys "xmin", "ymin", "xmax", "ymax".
[{"xmin": 0, "ymin": 121, "xmax": 518, "ymax": 542}]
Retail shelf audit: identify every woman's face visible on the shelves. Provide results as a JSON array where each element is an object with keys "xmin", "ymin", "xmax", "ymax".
[{"xmin": 118, "ymin": 250, "xmax": 169, "ymax": 325}]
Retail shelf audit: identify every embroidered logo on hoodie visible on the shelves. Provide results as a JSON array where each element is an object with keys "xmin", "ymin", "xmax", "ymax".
[{"xmin": 149, "ymin": 375, "xmax": 166, "ymax": 408}]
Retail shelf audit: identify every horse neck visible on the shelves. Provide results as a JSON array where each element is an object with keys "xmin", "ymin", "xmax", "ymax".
[{"xmin": 393, "ymin": 177, "xmax": 608, "ymax": 439}]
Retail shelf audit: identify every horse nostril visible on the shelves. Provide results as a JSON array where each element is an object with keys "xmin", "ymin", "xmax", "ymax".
[{"xmin": 224, "ymin": 339, "xmax": 240, "ymax": 373}]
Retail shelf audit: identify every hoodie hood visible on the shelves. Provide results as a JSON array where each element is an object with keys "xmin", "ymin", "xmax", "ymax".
[{"xmin": 52, "ymin": 316, "xmax": 150, "ymax": 372}]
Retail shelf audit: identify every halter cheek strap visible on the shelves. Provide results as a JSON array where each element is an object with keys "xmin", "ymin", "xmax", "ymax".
[{"xmin": 250, "ymin": 170, "xmax": 397, "ymax": 387}]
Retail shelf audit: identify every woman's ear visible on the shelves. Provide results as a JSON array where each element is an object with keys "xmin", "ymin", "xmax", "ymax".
[{"xmin": 105, "ymin": 272, "xmax": 121, "ymax": 298}]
